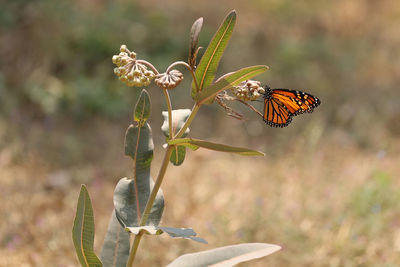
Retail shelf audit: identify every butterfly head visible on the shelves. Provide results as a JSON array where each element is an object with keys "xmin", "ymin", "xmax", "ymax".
[{"xmin": 263, "ymin": 85, "xmax": 272, "ymax": 98}]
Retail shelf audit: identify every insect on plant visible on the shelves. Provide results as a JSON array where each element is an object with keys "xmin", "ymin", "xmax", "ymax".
[
  {"xmin": 262, "ymin": 86, "xmax": 321, "ymax": 127},
  {"xmin": 72, "ymin": 10, "xmax": 320, "ymax": 267},
  {"xmin": 216, "ymin": 81, "xmax": 321, "ymax": 127}
]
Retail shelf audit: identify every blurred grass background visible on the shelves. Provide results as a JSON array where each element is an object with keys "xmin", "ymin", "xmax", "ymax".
[{"xmin": 1, "ymin": 0, "xmax": 400, "ymax": 266}]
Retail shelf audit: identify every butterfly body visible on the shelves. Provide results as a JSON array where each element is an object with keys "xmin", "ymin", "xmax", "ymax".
[{"xmin": 263, "ymin": 85, "xmax": 321, "ymax": 127}]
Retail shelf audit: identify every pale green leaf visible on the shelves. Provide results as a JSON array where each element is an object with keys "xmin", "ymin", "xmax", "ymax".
[
  {"xmin": 120, "ymin": 121, "xmax": 164, "ymax": 228},
  {"xmin": 134, "ymin": 89, "xmax": 151, "ymax": 124},
  {"xmin": 170, "ymin": 145, "xmax": 186, "ymax": 166},
  {"xmin": 114, "ymin": 177, "xmax": 164, "ymax": 228},
  {"xmin": 168, "ymin": 138, "xmax": 265, "ymax": 156},
  {"xmin": 166, "ymin": 243, "xmax": 281, "ymax": 267},
  {"xmin": 124, "ymin": 123, "xmax": 154, "ymax": 172},
  {"xmin": 191, "ymin": 10, "xmax": 236, "ymax": 98},
  {"xmin": 161, "ymin": 109, "xmax": 191, "ymax": 138},
  {"xmin": 189, "ymin": 17, "xmax": 203, "ymax": 69},
  {"xmin": 125, "ymin": 226, "xmax": 207, "ymax": 244},
  {"xmin": 72, "ymin": 185, "xmax": 102, "ymax": 267},
  {"xmin": 100, "ymin": 210, "xmax": 130, "ymax": 267},
  {"xmin": 195, "ymin": 65, "xmax": 269, "ymax": 104}
]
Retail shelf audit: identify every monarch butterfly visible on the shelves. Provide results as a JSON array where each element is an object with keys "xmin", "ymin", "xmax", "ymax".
[{"xmin": 263, "ymin": 85, "xmax": 321, "ymax": 127}]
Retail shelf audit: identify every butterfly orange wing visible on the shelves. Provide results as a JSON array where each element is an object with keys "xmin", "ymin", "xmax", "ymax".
[
  {"xmin": 271, "ymin": 89, "xmax": 321, "ymax": 115},
  {"xmin": 263, "ymin": 87, "xmax": 321, "ymax": 128},
  {"xmin": 263, "ymin": 95, "xmax": 293, "ymax": 127}
]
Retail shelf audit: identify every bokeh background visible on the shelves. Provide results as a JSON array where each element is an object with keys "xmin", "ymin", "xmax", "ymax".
[{"xmin": 1, "ymin": 0, "xmax": 400, "ymax": 266}]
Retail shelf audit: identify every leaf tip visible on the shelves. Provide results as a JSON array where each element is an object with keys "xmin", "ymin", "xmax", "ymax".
[
  {"xmin": 80, "ymin": 184, "xmax": 88, "ymax": 193},
  {"xmin": 227, "ymin": 10, "xmax": 237, "ymax": 21},
  {"xmin": 134, "ymin": 89, "xmax": 151, "ymax": 122}
]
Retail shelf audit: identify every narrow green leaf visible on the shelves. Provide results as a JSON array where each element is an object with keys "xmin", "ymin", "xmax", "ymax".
[
  {"xmin": 125, "ymin": 226, "xmax": 207, "ymax": 244},
  {"xmin": 72, "ymin": 185, "xmax": 102, "ymax": 267},
  {"xmin": 100, "ymin": 210, "xmax": 130, "ymax": 267},
  {"xmin": 170, "ymin": 145, "xmax": 186, "ymax": 166},
  {"xmin": 191, "ymin": 10, "xmax": 236, "ymax": 98},
  {"xmin": 166, "ymin": 243, "xmax": 281, "ymax": 267},
  {"xmin": 134, "ymin": 89, "xmax": 151, "ymax": 124},
  {"xmin": 161, "ymin": 109, "xmax": 191, "ymax": 138},
  {"xmin": 195, "ymin": 65, "xmax": 269, "ymax": 104},
  {"xmin": 168, "ymin": 138, "xmax": 265, "ymax": 156},
  {"xmin": 188, "ymin": 17, "xmax": 203, "ymax": 69}
]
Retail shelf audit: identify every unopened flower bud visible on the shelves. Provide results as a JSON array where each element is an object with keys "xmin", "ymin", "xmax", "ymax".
[
  {"xmin": 154, "ymin": 69, "xmax": 183, "ymax": 90},
  {"xmin": 120, "ymin": 44, "xmax": 128, "ymax": 53},
  {"xmin": 119, "ymin": 67, "xmax": 128, "ymax": 75},
  {"xmin": 126, "ymin": 71, "xmax": 134, "ymax": 80},
  {"xmin": 233, "ymin": 79, "xmax": 263, "ymax": 101},
  {"xmin": 130, "ymin": 52, "xmax": 136, "ymax": 59},
  {"xmin": 133, "ymin": 69, "xmax": 141, "ymax": 76},
  {"xmin": 112, "ymin": 55, "xmax": 120, "ymax": 65}
]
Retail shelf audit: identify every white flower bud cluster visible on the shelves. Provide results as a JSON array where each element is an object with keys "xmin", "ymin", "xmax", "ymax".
[
  {"xmin": 112, "ymin": 45, "xmax": 155, "ymax": 87},
  {"xmin": 233, "ymin": 80, "xmax": 265, "ymax": 101}
]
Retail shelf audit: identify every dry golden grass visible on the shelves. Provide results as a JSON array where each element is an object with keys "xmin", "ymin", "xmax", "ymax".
[{"xmin": 1, "ymin": 120, "xmax": 399, "ymax": 267}]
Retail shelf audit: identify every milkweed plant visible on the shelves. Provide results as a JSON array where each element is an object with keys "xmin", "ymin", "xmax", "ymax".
[{"xmin": 72, "ymin": 10, "xmax": 282, "ymax": 267}]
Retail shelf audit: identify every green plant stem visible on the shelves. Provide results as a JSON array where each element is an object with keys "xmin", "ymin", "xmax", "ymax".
[
  {"xmin": 163, "ymin": 88, "xmax": 174, "ymax": 139},
  {"xmin": 126, "ymin": 233, "xmax": 143, "ymax": 267},
  {"xmin": 174, "ymin": 103, "xmax": 201, "ymax": 138}
]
